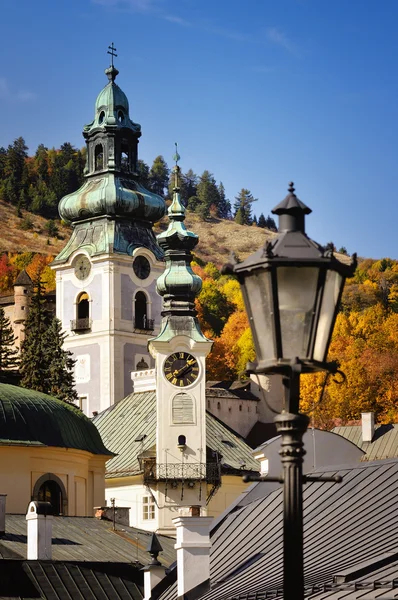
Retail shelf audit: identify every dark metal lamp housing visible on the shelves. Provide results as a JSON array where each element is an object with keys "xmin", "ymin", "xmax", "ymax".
[{"xmin": 225, "ymin": 183, "xmax": 357, "ymax": 377}]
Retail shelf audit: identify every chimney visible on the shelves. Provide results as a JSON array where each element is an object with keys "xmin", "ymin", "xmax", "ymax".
[
  {"xmin": 26, "ymin": 501, "xmax": 53, "ymax": 560},
  {"xmin": 361, "ymin": 412, "xmax": 375, "ymax": 443},
  {"xmin": 0, "ymin": 495, "xmax": 6, "ymax": 536},
  {"xmin": 173, "ymin": 509, "xmax": 212, "ymax": 599},
  {"xmin": 142, "ymin": 533, "xmax": 166, "ymax": 600}
]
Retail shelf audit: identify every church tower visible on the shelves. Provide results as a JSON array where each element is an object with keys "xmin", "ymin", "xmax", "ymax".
[
  {"xmin": 52, "ymin": 47, "xmax": 166, "ymax": 415},
  {"xmin": 148, "ymin": 154, "xmax": 213, "ymax": 534}
]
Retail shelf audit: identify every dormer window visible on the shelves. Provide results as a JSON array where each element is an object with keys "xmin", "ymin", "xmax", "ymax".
[
  {"xmin": 99, "ymin": 111, "xmax": 105, "ymax": 124},
  {"xmin": 95, "ymin": 144, "xmax": 104, "ymax": 171},
  {"xmin": 118, "ymin": 110, "xmax": 124, "ymax": 123}
]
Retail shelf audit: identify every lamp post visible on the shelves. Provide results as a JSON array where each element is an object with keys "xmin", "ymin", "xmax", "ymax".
[{"xmin": 224, "ymin": 183, "xmax": 356, "ymax": 600}]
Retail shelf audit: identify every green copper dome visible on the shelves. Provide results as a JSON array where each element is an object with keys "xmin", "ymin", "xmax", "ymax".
[
  {"xmin": 84, "ymin": 66, "xmax": 140, "ymax": 134},
  {"xmin": 54, "ymin": 61, "xmax": 166, "ymax": 263},
  {"xmin": 0, "ymin": 384, "xmax": 113, "ymax": 455}
]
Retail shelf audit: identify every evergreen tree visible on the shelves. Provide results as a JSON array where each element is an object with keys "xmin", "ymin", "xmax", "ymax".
[
  {"xmin": 44, "ymin": 317, "xmax": 78, "ymax": 403},
  {"xmin": 217, "ymin": 182, "xmax": 232, "ymax": 219},
  {"xmin": 20, "ymin": 279, "xmax": 77, "ymax": 402},
  {"xmin": 0, "ymin": 308, "xmax": 19, "ymax": 373},
  {"xmin": 183, "ymin": 169, "xmax": 198, "ymax": 200},
  {"xmin": 258, "ymin": 213, "xmax": 266, "ymax": 228},
  {"xmin": 149, "ymin": 155, "xmax": 169, "ymax": 197},
  {"xmin": 20, "ymin": 278, "xmax": 51, "ymax": 393},
  {"xmin": 196, "ymin": 171, "xmax": 220, "ymax": 218},
  {"xmin": 264, "ymin": 215, "xmax": 277, "ymax": 231},
  {"xmin": 3, "ymin": 137, "xmax": 29, "ymax": 205},
  {"xmin": 233, "ymin": 189, "xmax": 257, "ymax": 225}
]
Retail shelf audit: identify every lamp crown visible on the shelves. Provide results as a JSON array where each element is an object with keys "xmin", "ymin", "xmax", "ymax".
[{"xmin": 272, "ymin": 182, "xmax": 312, "ymax": 233}]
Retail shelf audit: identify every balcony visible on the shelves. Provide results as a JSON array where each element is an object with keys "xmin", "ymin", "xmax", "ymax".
[
  {"xmin": 142, "ymin": 458, "xmax": 221, "ymax": 487},
  {"xmin": 70, "ymin": 318, "xmax": 92, "ymax": 333},
  {"xmin": 134, "ymin": 318, "xmax": 155, "ymax": 332}
]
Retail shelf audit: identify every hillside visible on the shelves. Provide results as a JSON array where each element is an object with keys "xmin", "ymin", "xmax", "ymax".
[
  {"xmin": 0, "ymin": 199, "xmax": 276, "ymax": 266},
  {"xmin": 0, "ymin": 200, "xmax": 70, "ymax": 255}
]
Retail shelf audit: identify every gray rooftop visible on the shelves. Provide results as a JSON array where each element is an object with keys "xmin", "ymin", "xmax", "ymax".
[
  {"xmin": 157, "ymin": 458, "xmax": 398, "ymax": 600},
  {"xmin": 333, "ymin": 423, "xmax": 398, "ymax": 461},
  {"xmin": 93, "ymin": 390, "xmax": 260, "ymax": 477},
  {"xmin": 0, "ymin": 514, "xmax": 176, "ymax": 568}
]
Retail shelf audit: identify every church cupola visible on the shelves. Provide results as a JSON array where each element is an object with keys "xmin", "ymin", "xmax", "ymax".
[
  {"xmin": 55, "ymin": 45, "xmax": 166, "ymax": 263},
  {"xmin": 83, "ymin": 46, "xmax": 141, "ymax": 177}
]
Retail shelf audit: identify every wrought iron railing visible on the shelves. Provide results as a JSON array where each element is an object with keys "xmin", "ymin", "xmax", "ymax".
[
  {"xmin": 70, "ymin": 318, "xmax": 92, "ymax": 332},
  {"xmin": 142, "ymin": 458, "xmax": 221, "ymax": 486},
  {"xmin": 134, "ymin": 318, "xmax": 155, "ymax": 331}
]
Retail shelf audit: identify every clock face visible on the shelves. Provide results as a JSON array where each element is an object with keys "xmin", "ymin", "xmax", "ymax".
[
  {"xmin": 133, "ymin": 256, "xmax": 151, "ymax": 280},
  {"xmin": 163, "ymin": 352, "xmax": 199, "ymax": 388},
  {"xmin": 74, "ymin": 255, "xmax": 91, "ymax": 280}
]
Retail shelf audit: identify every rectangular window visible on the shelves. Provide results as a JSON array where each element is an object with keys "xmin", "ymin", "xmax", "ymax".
[{"xmin": 142, "ymin": 496, "xmax": 155, "ymax": 520}]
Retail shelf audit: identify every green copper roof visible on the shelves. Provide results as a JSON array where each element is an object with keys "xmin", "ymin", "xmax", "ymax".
[
  {"xmin": 151, "ymin": 162, "xmax": 208, "ymax": 343},
  {"xmin": 84, "ymin": 66, "xmax": 141, "ymax": 135},
  {"xmin": 55, "ymin": 63, "xmax": 166, "ymax": 263},
  {"xmin": 0, "ymin": 384, "xmax": 113, "ymax": 456},
  {"xmin": 93, "ymin": 390, "xmax": 259, "ymax": 477},
  {"xmin": 58, "ymin": 175, "xmax": 165, "ymax": 224}
]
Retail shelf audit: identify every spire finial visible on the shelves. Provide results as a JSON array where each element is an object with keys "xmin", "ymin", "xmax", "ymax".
[
  {"xmin": 288, "ymin": 182, "xmax": 295, "ymax": 194},
  {"xmin": 105, "ymin": 43, "xmax": 119, "ymax": 82},
  {"xmin": 173, "ymin": 143, "xmax": 181, "ymax": 190}
]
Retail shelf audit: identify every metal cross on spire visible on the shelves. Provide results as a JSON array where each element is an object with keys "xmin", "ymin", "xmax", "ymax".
[{"xmin": 107, "ymin": 42, "xmax": 117, "ymax": 67}]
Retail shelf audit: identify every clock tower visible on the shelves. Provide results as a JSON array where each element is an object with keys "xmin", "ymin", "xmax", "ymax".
[
  {"xmin": 148, "ymin": 156, "xmax": 213, "ymax": 534},
  {"xmin": 52, "ymin": 49, "xmax": 166, "ymax": 415}
]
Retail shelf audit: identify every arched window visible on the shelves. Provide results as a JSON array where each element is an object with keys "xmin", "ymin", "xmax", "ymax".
[
  {"xmin": 95, "ymin": 144, "xmax": 104, "ymax": 171},
  {"xmin": 172, "ymin": 393, "xmax": 194, "ymax": 424},
  {"xmin": 77, "ymin": 292, "xmax": 89, "ymax": 320},
  {"xmin": 134, "ymin": 291, "xmax": 148, "ymax": 329},
  {"xmin": 99, "ymin": 111, "xmax": 105, "ymax": 124},
  {"xmin": 32, "ymin": 473, "xmax": 67, "ymax": 516}
]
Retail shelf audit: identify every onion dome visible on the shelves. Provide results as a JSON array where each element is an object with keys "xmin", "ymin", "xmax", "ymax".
[
  {"xmin": 151, "ymin": 149, "xmax": 207, "ymax": 343},
  {"xmin": 0, "ymin": 384, "xmax": 113, "ymax": 456},
  {"xmin": 54, "ymin": 49, "xmax": 166, "ymax": 263}
]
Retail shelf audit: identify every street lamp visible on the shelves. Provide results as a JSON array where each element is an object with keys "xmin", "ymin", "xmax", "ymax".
[{"xmin": 224, "ymin": 183, "xmax": 356, "ymax": 600}]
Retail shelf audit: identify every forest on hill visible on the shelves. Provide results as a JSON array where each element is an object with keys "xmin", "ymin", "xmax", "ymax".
[
  {"xmin": 1, "ymin": 137, "xmax": 398, "ymax": 427},
  {"xmin": 0, "ymin": 137, "xmax": 276, "ymax": 229}
]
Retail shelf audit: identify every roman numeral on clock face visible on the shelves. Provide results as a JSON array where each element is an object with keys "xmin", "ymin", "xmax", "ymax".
[{"xmin": 163, "ymin": 352, "xmax": 199, "ymax": 387}]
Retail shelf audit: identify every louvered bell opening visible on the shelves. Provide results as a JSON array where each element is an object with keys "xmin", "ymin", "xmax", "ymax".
[{"xmin": 172, "ymin": 393, "xmax": 194, "ymax": 424}]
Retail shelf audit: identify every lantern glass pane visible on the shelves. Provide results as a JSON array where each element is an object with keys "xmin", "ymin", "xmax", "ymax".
[
  {"xmin": 313, "ymin": 270, "xmax": 343, "ymax": 362},
  {"xmin": 277, "ymin": 266, "xmax": 319, "ymax": 359},
  {"xmin": 243, "ymin": 270, "xmax": 275, "ymax": 361}
]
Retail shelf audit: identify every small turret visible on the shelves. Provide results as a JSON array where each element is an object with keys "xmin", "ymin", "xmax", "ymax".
[{"xmin": 13, "ymin": 270, "xmax": 32, "ymax": 350}]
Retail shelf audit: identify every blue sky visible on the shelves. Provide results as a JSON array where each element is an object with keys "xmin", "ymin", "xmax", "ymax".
[{"xmin": 1, "ymin": 0, "xmax": 397, "ymax": 259}]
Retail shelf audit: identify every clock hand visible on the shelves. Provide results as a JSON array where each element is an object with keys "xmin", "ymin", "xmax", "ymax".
[{"xmin": 174, "ymin": 363, "xmax": 193, "ymax": 378}]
